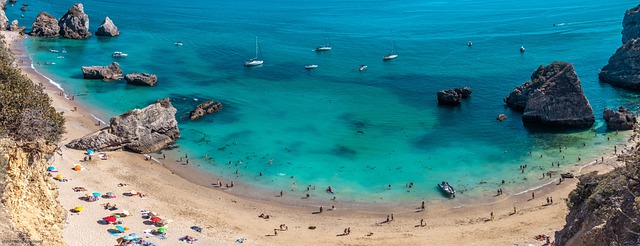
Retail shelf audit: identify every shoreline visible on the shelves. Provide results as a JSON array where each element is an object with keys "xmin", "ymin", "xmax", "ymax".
[{"xmin": 5, "ymin": 30, "xmax": 636, "ymax": 245}]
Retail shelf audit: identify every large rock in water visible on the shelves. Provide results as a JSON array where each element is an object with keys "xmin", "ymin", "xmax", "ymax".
[
  {"xmin": 189, "ymin": 100, "xmax": 223, "ymax": 120},
  {"xmin": 30, "ymin": 12, "xmax": 60, "ymax": 37},
  {"xmin": 82, "ymin": 62, "xmax": 122, "ymax": 80},
  {"xmin": 504, "ymin": 62, "xmax": 595, "ymax": 128},
  {"xmin": 58, "ymin": 3, "xmax": 91, "ymax": 39},
  {"xmin": 436, "ymin": 90, "xmax": 461, "ymax": 105},
  {"xmin": 95, "ymin": 16, "xmax": 119, "ymax": 36},
  {"xmin": 454, "ymin": 87, "xmax": 472, "ymax": 98},
  {"xmin": 599, "ymin": 39, "xmax": 640, "ymax": 90},
  {"xmin": 66, "ymin": 98, "xmax": 180, "ymax": 153},
  {"xmin": 622, "ymin": 5, "xmax": 640, "ymax": 43},
  {"xmin": 603, "ymin": 107, "xmax": 637, "ymax": 130},
  {"xmin": 124, "ymin": 72, "xmax": 157, "ymax": 86}
]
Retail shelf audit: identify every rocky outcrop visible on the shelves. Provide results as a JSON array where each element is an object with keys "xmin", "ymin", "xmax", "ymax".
[
  {"xmin": 497, "ymin": 114, "xmax": 507, "ymax": 122},
  {"xmin": 0, "ymin": 9, "xmax": 7, "ymax": 30},
  {"xmin": 81, "ymin": 62, "xmax": 122, "ymax": 80},
  {"xmin": 0, "ymin": 0, "xmax": 6, "ymax": 9},
  {"xmin": 454, "ymin": 87, "xmax": 472, "ymax": 98},
  {"xmin": 58, "ymin": 3, "xmax": 90, "ymax": 39},
  {"xmin": 603, "ymin": 107, "xmax": 637, "ymax": 130},
  {"xmin": 95, "ymin": 17, "xmax": 119, "ymax": 36},
  {"xmin": 124, "ymin": 73, "xmax": 157, "ymax": 86},
  {"xmin": 504, "ymin": 62, "xmax": 595, "ymax": 128},
  {"xmin": 30, "ymin": 12, "xmax": 59, "ymax": 37},
  {"xmin": 437, "ymin": 90, "xmax": 461, "ymax": 106},
  {"xmin": 189, "ymin": 100, "xmax": 223, "ymax": 120},
  {"xmin": 622, "ymin": 5, "xmax": 640, "ymax": 43},
  {"xmin": 66, "ymin": 98, "xmax": 180, "ymax": 153},
  {"xmin": 599, "ymin": 39, "xmax": 640, "ymax": 90}
]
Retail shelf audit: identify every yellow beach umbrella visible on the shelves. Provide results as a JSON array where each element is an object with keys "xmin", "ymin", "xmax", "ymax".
[
  {"xmin": 74, "ymin": 206, "xmax": 84, "ymax": 211},
  {"xmin": 55, "ymin": 174, "xmax": 63, "ymax": 180},
  {"xmin": 85, "ymin": 193, "xmax": 93, "ymax": 197}
]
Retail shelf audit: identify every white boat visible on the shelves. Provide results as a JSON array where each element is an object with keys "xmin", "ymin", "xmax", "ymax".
[
  {"xmin": 383, "ymin": 32, "xmax": 398, "ymax": 60},
  {"xmin": 468, "ymin": 40, "xmax": 473, "ymax": 46},
  {"xmin": 175, "ymin": 41, "xmax": 184, "ymax": 46},
  {"xmin": 57, "ymin": 55, "xmax": 64, "ymax": 59},
  {"xmin": 520, "ymin": 46, "xmax": 525, "ymax": 53},
  {"xmin": 438, "ymin": 181, "xmax": 456, "ymax": 198},
  {"xmin": 112, "ymin": 51, "xmax": 128, "ymax": 58},
  {"xmin": 315, "ymin": 32, "xmax": 332, "ymax": 52},
  {"xmin": 305, "ymin": 64, "xmax": 318, "ymax": 69},
  {"xmin": 44, "ymin": 61, "xmax": 56, "ymax": 65},
  {"xmin": 359, "ymin": 65, "xmax": 367, "ymax": 71},
  {"xmin": 49, "ymin": 49, "xmax": 59, "ymax": 53},
  {"xmin": 61, "ymin": 48, "xmax": 67, "ymax": 53},
  {"xmin": 244, "ymin": 37, "xmax": 264, "ymax": 67}
]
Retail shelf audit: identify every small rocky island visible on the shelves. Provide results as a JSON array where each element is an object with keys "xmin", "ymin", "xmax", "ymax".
[
  {"xmin": 95, "ymin": 16, "xmax": 119, "ymax": 36},
  {"xmin": 30, "ymin": 12, "xmax": 59, "ymax": 37},
  {"xmin": 504, "ymin": 62, "xmax": 595, "ymax": 128},
  {"xmin": 599, "ymin": 4, "xmax": 640, "ymax": 90},
  {"xmin": 81, "ymin": 62, "xmax": 122, "ymax": 80},
  {"xmin": 436, "ymin": 87, "xmax": 472, "ymax": 106},
  {"xmin": 603, "ymin": 106, "xmax": 637, "ymax": 130},
  {"xmin": 66, "ymin": 98, "xmax": 180, "ymax": 153},
  {"xmin": 58, "ymin": 3, "xmax": 91, "ymax": 39},
  {"xmin": 189, "ymin": 100, "xmax": 223, "ymax": 120},
  {"xmin": 124, "ymin": 73, "xmax": 157, "ymax": 86}
]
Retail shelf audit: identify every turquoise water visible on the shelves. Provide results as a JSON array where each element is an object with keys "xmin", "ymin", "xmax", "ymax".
[{"xmin": 7, "ymin": 0, "xmax": 639, "ymax": 202}]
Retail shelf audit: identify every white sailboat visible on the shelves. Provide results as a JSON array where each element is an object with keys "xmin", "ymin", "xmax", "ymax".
[
  {"xmin": 245, "ymin": 37, "xmax": 264, "ymax": 66},
  {"xmin": 315, "ymin": 32, "xmax": 332, "ymax": 52},
  {"xmin": 383, "ymin": 33, "xmax": 398, "ymax": 60}
]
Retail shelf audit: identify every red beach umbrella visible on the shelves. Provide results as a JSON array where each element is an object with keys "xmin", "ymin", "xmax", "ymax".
[
  {"xmin": 105, "ymin": 216, "xmax": 117, "ymax": 223},
  {"xmin": 150, "ymin": 216, "xmax": 162, "ymax": 223}
]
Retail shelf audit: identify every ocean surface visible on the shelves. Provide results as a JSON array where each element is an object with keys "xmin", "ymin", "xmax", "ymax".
[{"xmin": 8, "ymin": 0, "xmax": 639, "ymax": 203}]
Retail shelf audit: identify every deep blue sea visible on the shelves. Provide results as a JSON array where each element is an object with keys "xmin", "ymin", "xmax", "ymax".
[{"xmin": 7, "ymin": 0, "xmax": 639, "ymax": 203}]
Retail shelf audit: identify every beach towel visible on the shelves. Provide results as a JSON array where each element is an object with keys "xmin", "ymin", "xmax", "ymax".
[{"xmin": 235, "ymin": 237, "xmax": 246, "ymax": 243}]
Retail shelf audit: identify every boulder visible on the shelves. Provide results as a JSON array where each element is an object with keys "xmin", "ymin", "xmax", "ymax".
[
  {"xmin": 603, "ymin": 107, "xmax": 637, "ymax": 130},
  {"xmin": 0, "ymin": 9, "xmax": 7, "ymax": 30},
  {"xmin": 58, "ymin": 3, "xmax": 91, "ymax": 39},
  {"xmin": 436, "ymin": 90, "xmax": 461, "ymax": 106},
  {"xmin": 30, "ymin": 12, "xmax": 60, "ymax": 37},
  {"xmin": 622, "ymin": 5, "xmax": 640, "ymax": 43},
  {"xmin": 81, "ymin": 62, "xmax": 122, "ymax": 80},
  {"xmin": 95, "ymin": 16, "xmax": 119, "ymax": 36},
  {"xmin": 497, "ymin": 114, "xmax": 507, "ymax": 122},
  {"xmin": 66, "ymin": 98, "xmax": 180, "ymax": 153},
  {"xmin": 8, "ymin": 19, "xmax": 19, "ymax": 31},
  {"xmin": 504, "ymin": 62, "xmax": 595, "ymax": 128},
  {"xmin": 599, "ymin": 39, "xmax": 640, "ymax": 90},
  {"xmin": 124, "ymin": 73, "xmax": 157, "ymax": 86},
  {"xmin": 1, "ymin": 0, "xmax": 6, "ymax": 9},
  {"xmin": 189, "ymin": 100, "xmax": 223, "ymax": 120},
  {"xmin": 454, "ymin": 87, "xmax": 472, "ymax": 98}
]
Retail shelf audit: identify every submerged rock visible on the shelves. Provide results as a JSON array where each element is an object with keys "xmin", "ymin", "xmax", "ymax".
[
  {"xmin": 124, "ymin": 72, "xmax": 157, "ymax": 86},
  {"xmin": 81, "ymin": 62, "xmax": 123, "ymax": 80},
  {"xmin": 436, "ymin": 90, "xmax": 461, "ymax": 106},
  {"xmin": 30, "ymin": 12, "xmax": 59, "ymax": 37},
  {"xmin": 189, "ymin": 100, "xmax": 223, "ymax": 121},
  {"xmin": 603, "ymin": 107, "xmax": 637, "ymax": 130},
  {"xmin": 58, "ymin": 3, "xmax": 91, "ymax": 39},
  {"xmin": 66, "ymin": 98, "xmax": 180, "ymax": 153},
  {"xmin": 505, "ymin": 62, "xmax": 595, "ymax": 128},
  {"xmin": 95, "ymin": 16, "xmax": 119, "ymax": 36}
]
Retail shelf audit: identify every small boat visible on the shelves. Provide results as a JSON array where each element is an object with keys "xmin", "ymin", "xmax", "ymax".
[
  {"xmin": 520, "ymin": 45, "xmax": 525, "ymax": 53},
  {"xmin": 57, "ymin": 55, "xmax": 64, "ymax": 59},
  {"xmin": 175, "ymin": 41, "xmax": 184, "ymax": 46},
  {"xmin": 61, "ymin": 48, "xmax": 67, "ymax": 53},
  {"xmin": 22, "ymin": 3, "xmax": 28, "ymax": 6},
  {"xmin": 44, "ymin": 61, "xmax": 55, "ymax": 65},
  {"xmin": 49, "ymin": 49, "xmax": 59, "ymax": 53},
  {"xmin": 21, "ymin": 14, "xmax": 24, "ymax": 18},
  {"xmin": 305, "ymin": 64, "xmax": 318, "ymax": 69},
  {"xmin": 383, "ymin": 32, "xmax": 398, "ymax": 60},
  {"xmin": 519, "ymin": 34, "xmax": 525, "ymax": 53},
  {"xmin": 112, "ymin": 51, "xmax": 128, "ymax": 58},
  {"xmin": 468, "ymin": 41, "xmax": 473, "ymax": 46},
  {"xmin": 315, "ymin": 32, "xmax": 332, "ymax": 52},
  {"xmin": 438, "ymin": 181, "xmax": 456, "ymax": 198},
  {"xmin": 358, "ymin": 65, "xmax": 367, "ymax": 71},
  {"xmin": 244, "ymin": 37, "xmax": 264, "ymax": 67}
]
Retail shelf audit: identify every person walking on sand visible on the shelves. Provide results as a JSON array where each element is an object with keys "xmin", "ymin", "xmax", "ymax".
[
  {"xmin": 532, "ymin": 192, "xmax": 535, "ymax": 199},
  {"xmin": 391, "ymin": 214, "xmax": 394, "ymax": 221},
  {"xmin": 274, "ymin": 229, "xmax": 278, "ymax": 236},
  {"xmin": 421, "ymin": 201, "xmax": 425, "ymax": 211},
  {"xmin": 513, "ymin": 206, "xmax": 517, "ymax": 214},
  {"xmin": 319, "ymin": 206, "xmax": 323, "ymax": 213},
  {"xmin": 420, "ymin": 219, "xmax": 425, "ymax": 227},
  {"xmin": 490, "ymin": 212, "xmax": 494, "ymax": 221}
]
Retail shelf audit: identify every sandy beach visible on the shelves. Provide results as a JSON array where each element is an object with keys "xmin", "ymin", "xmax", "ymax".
[{"xmin": 4, "ymin": 30, "xmax": 633, "ymax": 245}]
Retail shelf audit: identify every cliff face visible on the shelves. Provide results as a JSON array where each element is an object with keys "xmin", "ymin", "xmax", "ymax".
[
  {"xmin": 600, "ymin": 4, "xmax": 640, "ymax": 90},
  {"xmin": 0, "ymin": 140, "xmax": 65, "ymax": 245},
  {"xmin": 555, "ymin": 127, "xmax": 640, "ymax": 246}
]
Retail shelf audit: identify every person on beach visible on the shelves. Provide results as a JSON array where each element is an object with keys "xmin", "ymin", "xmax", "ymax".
[
  {"xmin": 531, "ymin": 192, "xmax": 535, "ymax": 199},
  {"xmin": 386, "ymin": 215, "xmax": 390, "ymax": 223},
  {"xmin": 306, "ymin": 193, "xmax": 310, "ymax": 198},
  {"xmin": 280, "ymin": 190, "xmax": 283, "ymax": 197},
  {"xmin": 513, "ymin": 206, "xmax": 517, "ymax": 214},
  {"xmin": 163, "ymin": 154, "xmax": 166, "ymax": 159},
  {"xmin": 550, "ymin": 197, "xmax": 553, "ymax": 203},
  {"xmin": 319, "ymin": 206, "xmax": 323, "ymax": 213},
  {"xmin": 490, "ymin": 212, "xmax": 494, "ymax": 221},
  {"xmin": 331, "ymin": 205, "xmax": 335, "ymax": 210},
  {"xmin": 421, "ymin": 201, "xmax": 425, "ymax": 211},
  {"xmin": 546, "ymin": 197, "xmax": 550, "ymax": 204},
  {"xmin": 391, "ymin": 214, "xmax": 394, "ymax": 221},
  {"xmin": 274, "ymin": 229, "xmax": 278, "ymax": 236},
  {"xmin": 420, "ymin": 219, "xmax": 426, "ymax": 227}
]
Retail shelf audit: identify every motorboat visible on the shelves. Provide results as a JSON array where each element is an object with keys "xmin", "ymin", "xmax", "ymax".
[
  {"xmin": 438, "ymin": 181, "xmax": 456, "ymax": 198},
  {"xmin": 112, "ymin": 51, "xmax": 128, "ymax": 58},
  {"xmin": 520, "ymin": 46, "xmax": 525, "ymax": 53},
  {"xmin": 57, "ymin": 55, "xmax": 64, "ymax": 59},
  {"xmin": 358, "ymin": 65, "xmax": 367, "ymax": 71},
  {"xmin": 383, "ymin": 32, "xmax": 398, "ymax": 60},
  {"xmin": 468, "ymin": 41, "xmax": 473, "ymax": 46},
  {"xmin": 61, "ymin": 48, "xmax": 67, "ymax": 53},
  {"xmin": 175, "ymin": 41, "xmax": 184, "ymax": 46},
  {"xmin": 305, "ymin": 64, "xmax": 318, "ymax": 69},
  {"xmin": 315, "ymin": 32, "xmax": 332, "ymax": 52},
  {"xmin": 49, "ymin": 49, "xmax": 59, "ymax": 53},
  {"xmin": 244, "ymin": 37, "xmax": 264, "ymax": 66}
]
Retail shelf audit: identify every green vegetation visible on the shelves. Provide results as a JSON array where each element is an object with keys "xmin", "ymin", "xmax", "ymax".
[{"xmin": 0, "ymin": 36, "xmax": 64, "ymax": 143}]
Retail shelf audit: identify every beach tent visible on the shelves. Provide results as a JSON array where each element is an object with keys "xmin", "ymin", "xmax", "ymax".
[
  {"xmin": 157, "ymin": 227, "xmax": 167, "ymax": 233},
  {"xmin": 55, "ymin": 174, "xmax": 63, "ymax": 180},
  {"xmin": 128, "ymin": 190, "xmax": 138, "ymax": 195},
  {"xmin": 73, "ymin": 206, "xmax": 84, "ymax": 212},
  {"xmin": 106, "ymin": 192, "xmax": 116, "ymax": 198},
  {"xmin": 105, "ymin": 216, "xmax": 117, "ymax": 223},
  {"xmin": 115, "ymin": 225, "xmax": 126, "ymax": 232},
  {"xmin": 121, "ymin": 210, "xmax": 130, "ymax": 216},
  {"xmin": 150, "ymin": 216, "xmax": 162, "ymax": 223},
  {"xmin": 93, "ymin": 192, "xmax": 101, "ymax": 197},
  {"xmin": 47, "ymin": 166, "xmax": 56, "ymax": 171}
]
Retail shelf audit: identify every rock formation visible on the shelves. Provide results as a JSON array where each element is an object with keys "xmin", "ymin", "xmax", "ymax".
[
  {"xmin": 189, "ymin": 100, "xmax": 223, "ymax": 120},
  {"xmin": 58, "ymin": 3, "xmax": 91, "ymax": 39},
  {"xmin": 437, "ymin": 90, "xmax": 461, "ymax": 105},
  {"xmin": 95, "ymin": 16, "xmax": 119, "ymax": 36},
  {"xmin": 8, "ymin": 19, "xmax": 17, "ymax": 31},
  {"xmin": 0, "ymin": 0, "xmax": 6, "ymax": 9},
  {"xmin": 124, "ymin": 73, "xmax": 157, "ymax": 86},
  {"xmin": 504, "ymin": 62, "xmax": 595, "ymax": 128},
  {"xmin": 497, "ymin": 114, "xmax": 507, "ymax": 122},
  {"xmin": 603, "ymin": 107, "xmax": 637, "ymax": 130},
  {"xmin": 66, "ymin": 98, "xmax": 180, "ymax": 153},
  {"xmin": 454, "ymin": 87, "xmax": 472, "ymax": 98},
  {"xmin": 0, "ymin": 9, "xmax": 7, "ymax": 30},
  {"xmin": 622, "ymin": 5, "xmax": 640, "ymax": 43},
  {"xmin": 600, "ymin": 4, "xmax": 640, "ymax": 90},
  {"xmin": 30, "ymin": 12, "xmax": 59, "ymax": 37},
  {"xmin": 81, "ymin": 62, "xmax": 122, "ymax": 80}
]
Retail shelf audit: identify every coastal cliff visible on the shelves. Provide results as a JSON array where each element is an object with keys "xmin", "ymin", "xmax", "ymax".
[
  {"xmin": 555, "ymin": 126, "xmax": 640, "ymax": 246},
  {"xmin": 505, "ymin": 62, "xmax": 595, "ymax": 128},
  {"xmin": 600, "ymin": 4, "xmax": 640, "ymax": 90}
]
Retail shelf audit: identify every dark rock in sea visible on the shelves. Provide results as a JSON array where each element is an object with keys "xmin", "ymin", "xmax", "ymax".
[
  {"xmin": 599, "ymin": 39, "xmax": 640, "ymax": 90},
  {"xmin": 8, "ymin": 0, "xmax": 14, "ymax": 3},
  {"xmin": 0, "ymin": 9, "xmax": 8, "ymax": 30},
  {"xmin": 9, "ymin": 19, "xmax": 24, "ymax": 32},
  {"xmin": 58, "ymin": 3, "xmax": 91, "ymax": 39},
  {"xmin": 453, "ymin": 87, "xmax": 472, "ymax": 98},
  {"xmin": 504, "ymin": 62, "xmax": 595, "ymax": 128},
  {"xmin": 189, "ymin": 100, "xmax": 223, "ymax": 121},
  {"xmin": 81, "ymin": 62, "xmax": 123, "ymax": 80},
  {"xmin": 622, "ymin": 5, "xmax": 640, "ymax": 43},
  {"xmin": 30, "ymin": 12, "xmax": 59, "ymax": 37},
  {"xmin": 124, "ymin": 72, "xmax": 157, "ymax": 86},
  {"xmin": 497, "ymin": 114, "xmax": 507, "ymax": 122},
  {"xmin": 19, "ymin": 6, "xmax": 25, "ymax": 11},
  {"xmin": 95, "ymin": 16, "xmax": 119, "ymax": 37},
  {"xmin": 436, "ymin": 90, "xmax": 461, "ymax": 106},
  {"xmin": 603, "ymin": 107, "xmax": 637, "ymax": 130},
  {"xmin": 66, "ymin": 98, "xmax": 180, "ymax": 153}
]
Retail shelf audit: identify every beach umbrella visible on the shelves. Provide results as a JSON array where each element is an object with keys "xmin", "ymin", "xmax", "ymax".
[
  {"xmin": 87, "ymin": 149, "xmax": 94, "ymax": 155},
  {"xmin": 47, "ymin": 166, "xmax": 55, "ymax": 171},
  {"xmin": 128, "ymin": 190, "xmax": 137, "ymax": 195},
  {"xmin": 105, "ymin": 216, "xmax": 117, "ymax": 223},
  {"xmin": 106, "ymin": 192, "xmax": 114, "ymax": 197},
  {"xmin": 150, "ymin": 216, "xmax": 162, "ymax": 223},
  {"xmin": 128, "ymin": 233, "xmax": 139, "ymax": 239},
  {"xmin": 74, "ymin": 206, "xmax": 84, "ymax": 211},
  {"xmin": 115, "ymin": 225, "xmax": 125, "ymax": 232},
  {"xmin": 92, "ymin": 192, "xmax": 101, "ymax": 197},
  {"xmin": 122, "ymin": 235, "xmax": 132, "ymax": 241},
  {"xmin": 55, "ymin": 174, "xmax": 63, "ymax": 180},
  {"xmin": 157, "ymin": 227, "xmax": 166, "ymax": 233},
  {"xmin": 73, "ymin": 165, "xmax": 82, "ymax": 171},
  {"xmin": 121, "ymin": 210, "xmax": 130, "ymax": 216}
]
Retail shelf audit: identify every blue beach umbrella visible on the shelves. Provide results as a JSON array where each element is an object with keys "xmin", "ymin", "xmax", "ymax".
[
  {"xmin": 122, "ymin": 235, "xmax": 132, "ymax": 240},
  {"xmin": 47, "ymin": 166, "xmax": 55, "ymax": 171},
  {"xmin": 115, "ymin": 225, "xmax": 125, "ymax": 232},
  {"xmin": 93, "ymin": 192, "xmax": 101, "ymax": 197},
  {"xmin": 128, "ymin": 233, "xmax": 139, "ymax": 239}
]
